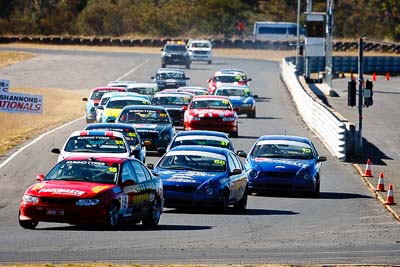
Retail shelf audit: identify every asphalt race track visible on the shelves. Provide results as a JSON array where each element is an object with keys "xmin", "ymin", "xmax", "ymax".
[{"xmin": 0, "ymin": 47, "xmax": 399, "ymax": 264}]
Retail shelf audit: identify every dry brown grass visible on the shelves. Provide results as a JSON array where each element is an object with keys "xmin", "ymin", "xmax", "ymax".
[
  {"xmin": 0, "ymin": 50, "xmax": 36, "ymax": 68},
  {"xmin": 0, "ymin": 87, "xmax": 86, "ymax": 155}
]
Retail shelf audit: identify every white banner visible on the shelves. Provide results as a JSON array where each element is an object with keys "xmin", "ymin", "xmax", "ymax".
[
  {"xmin": 0, "ymin": 92, "xmax": 43, "ymax": 114},
  {"xmin": 0, "ymin": 80, "xmax": 9, "ymax": 93}
]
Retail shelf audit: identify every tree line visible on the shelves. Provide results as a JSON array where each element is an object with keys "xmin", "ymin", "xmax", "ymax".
[{"xmin": 0, "ymin": 0, "xmax": 399, "ymax": 41}]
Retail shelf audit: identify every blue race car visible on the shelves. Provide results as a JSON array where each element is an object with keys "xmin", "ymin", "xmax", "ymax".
[
  {"xmin": 244, "ymin": 135, "xmax": 327, "ymax": 197},
  {"xmin": 214, "ymin": 85, "xmax": 257, "ymax": 118},
  {"xmin": 116, "ymin": 105, "xmax": 175, "ymax": 153},
  {"xmin": 151, "ymin": 68, "xmax": 190, "ymax": 90},
  {"xmin": 152, "ymin": 146, "xmax": 248, "ymax": 212},
  {"xmin": 84, "ymin": 123, "xmax": 146, "ymax": 163}
]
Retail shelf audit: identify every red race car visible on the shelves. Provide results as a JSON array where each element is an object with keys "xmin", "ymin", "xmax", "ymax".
[
  {"xmin": 19, "ymin": 156, "xmax": 163, "ymax": 230},
  {"xmin": 183, "ymin": 95, "xmax": 239, "ymax": 137}
]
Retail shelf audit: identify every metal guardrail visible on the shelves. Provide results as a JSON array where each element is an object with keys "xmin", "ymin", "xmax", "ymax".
[{"xmin": 280, "ymin": 58, "xmax": 348, "ymax": 160}]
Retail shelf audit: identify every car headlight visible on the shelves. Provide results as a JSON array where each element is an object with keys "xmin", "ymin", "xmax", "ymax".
[
  {"xmin": 242, "ymin": 103, "xmax": 252, "ymax": 107},
  {"xmin": 22, "ymin": 194, "xmax": 39, "ymax": 203},
  {"xmin": 303, "ymin": 173, "xmax": 311, "ymax": 181},
  {"xmin": 249, "ymin": 169, "xmax": 258, "ymax": 179},
  {"xmin": 76, "ymin": 199, "xmax": 100, "ymax": 206},
  {"xmin": 222, "ymin": 116, "xmax": 235, "ymax": 122}
]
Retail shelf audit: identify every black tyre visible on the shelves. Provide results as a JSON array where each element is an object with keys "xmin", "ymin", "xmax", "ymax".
[
  {"xmin": 142, "ymin": 198, "xmax": 162, "ymax": 228},
  {"xmin": 106, "ymin": 202, "xmax": 119, "ymax": 229},
  {"xmin": 161, "ymin": 63, "xmax": 166, "ymax": 68},
  {"xmin": 247, "ymin": 110, "xmax": 256, "ymax": 118},
  {"xmin": 233, "ymin": 188, "xmax": 248, "ymax": 211},
  {"xmin": 218, "ymin": 192, "xmax": 230, "ymax": 213},
  {"xmin": 186, "ymin": 63, "xmax": 190, "ymax": 69},
  {"xmin": 230, "ymin": 129, "xmax": 239, "ymax": 138},
  {"xmin": 312, "ymin": 180, "xmax": 320, "ymax": 198},
  {"xmin": 18, "ymin": 211, "xmax": 38, "ymax": 229},
  {"xmin": 208, "ymin": 60, "xmax": 212, "ymax": 64}
]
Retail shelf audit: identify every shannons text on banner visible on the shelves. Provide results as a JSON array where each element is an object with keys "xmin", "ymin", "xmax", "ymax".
[{"xmin": 0, "ymin": 91, "xmax": 43, "ymax": 114}]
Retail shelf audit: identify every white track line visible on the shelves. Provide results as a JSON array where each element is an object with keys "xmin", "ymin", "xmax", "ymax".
[
  {"xmin": 115, "ymin": 59, "xmax": 150, "ymax": 81},
  {"xmin": 0, "ymin": 116, "xmax": 84, "ymax": 169}
]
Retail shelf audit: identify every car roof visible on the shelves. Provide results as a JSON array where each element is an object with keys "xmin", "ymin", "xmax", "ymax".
[
  {"xmin": 127, "ymin": 83, "xmax": 157, "ymax": 88},
  {"xmin": 69, "ymin": 130, "xmax": 125, "ymax": 138},
  {"xmin": 92, "ymin": 87, "xmax": 126, "ymax": 92},
  {"xmin": 154, "ymin": 92, "xmax": 194, "ymax": 98},
  {"xmin": 192, "ymin": 95, "xmax": 230, "ymax": 100},
  {"xmin": 63, "ymin": 155, "xmax": 128, "ymax": 164},
  {"xmin": 157, "ymin": 68, "xmax": 185, "ymax": 73},
  {"xmin": 174, "ymin": 130, "xmax": 229, "ymax": 138},
  {"xmin": 178, "ymin": 86, "xmax": 207, "ymax": 90},
  {"xmin": 257, "ymin": 135, "xmax": 312, "ymax": 144},
  {"xmin": 107, "ymin": 95, "xmax": 150, "ymax": 101},
  {"xmin": 121, "ymin": 104, "xmax": 167, "ymax": 111},
  {"xmin": 168, "ymin": 145, "xmax": 230, "ymax": 155},
  {"xmin": 85, "ymin": 122, "xmax": 137, "ymax": 131},
  {"xmin": 108, "ymin": 81, "xmax": 136, "ymax": 85}
]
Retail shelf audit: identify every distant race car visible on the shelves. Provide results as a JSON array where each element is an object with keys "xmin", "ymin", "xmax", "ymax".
[
  {"xmin": 18, "ymin": 155, "xmax": 163, "ymax": 229},
  {"xmin": 99, "ymin": 94, "xmax": 151, "ymax": 123},
  {"xmin": 84, "ymin": 123, "xmax": 146, "ymax": 163},
  {"xmin": 83, "ymin": 87, "xmax": 126, "ymax": 123},
  {"xmin": 214, "ymin": 85, "xmax": 257, "ymax": 118},
  {"xmin": 186, "ymin": 39, "xmax": 213, "ymax": 64},
  {"xmin": 107, "ymin": 80, "xmax": 136, "ymax": 88},
  {"xmin": 183, "ymin": 95, "xmax": 239, "ymax": 137},
  {"xmin": 161, "ymin": 41, "xmax": 191, "ymax": 69},
  {"xmin": 207, "ymin": 70, "xmax": 251, "ymax": 94},
  {"xmin": 116, "ymin": 105, "xmax": 175, "ymax": 153},
  {"xmin": 151, "ymin": 92, "xmax": 193, "ymax": 126},
  {"xmin": 244, "ymin": 135, "xmax": 327, "ymax": 197},
  {"xmin": 151, "ymin": 68, "xmax": 190, "ymax": 90},
  {"xmin": 176, "ymin": 86, "xmax": 209, "ymax": 95},
  {"xmin": 152, "ymin": 145, "xmax": 248, "ymax": 212},
  {"xmin": 51, "ymin": 130, "xmax": 134, "ymax": 162},
  {"xmin": 126, "ymin": 83, "xmax": 159, "ymax": 99}
]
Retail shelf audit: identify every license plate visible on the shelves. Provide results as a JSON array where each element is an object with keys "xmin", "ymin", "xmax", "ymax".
[{"xmin": 46, "ymin": 209, "xmax": 64, "ymax": 216}]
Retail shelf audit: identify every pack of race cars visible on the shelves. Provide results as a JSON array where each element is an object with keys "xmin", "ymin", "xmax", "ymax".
[{"xmin": 18, "ymin": 41, "xmax": 326, "ymax": 230}]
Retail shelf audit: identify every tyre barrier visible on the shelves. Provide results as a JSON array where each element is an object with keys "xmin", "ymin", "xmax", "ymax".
[{"xmin": 0, "ymin": 35, "xmax": 399, "ymax": 52}]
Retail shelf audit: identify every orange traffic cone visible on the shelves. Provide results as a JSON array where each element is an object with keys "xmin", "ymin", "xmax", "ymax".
[
  {"xmin": 372, "ymin": 72, "xmax": 377, "ymax": 81},
  {"xmin": 386, "ymin": 72, "xmax": 390, "ymax": 81},
  {"xmin": 363, "ymin": 159, "xmax": 373, "ymax": 177},
  {"xmin": 385, "ymin": 184, "xmax": 396, "ymax": 205},
  {"xmin": 375, "ymin": 172, "xmax": 386, "ymax": 192}
]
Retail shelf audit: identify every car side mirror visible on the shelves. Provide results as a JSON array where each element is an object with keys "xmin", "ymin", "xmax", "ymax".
[
  {"xmin": 36, "ymin": 174, "xmax": 45, "ymax": 181},
  {"xmin": 82, "ymin": 98, "xmax": 88, "ymax": 101},
  {"xmin": 247, "ymin": 78, "xmax": 252, "ymax": 82},
  {"xmin": 161, "ymin": 48, "xmax": 164, "ymax": 51},
  {"xmin": 181, "ymin": 105, "xmax": 188, "ymax": 111},
  {"xmin": 186, "ymin": 77, "xmax": 190, "ymax": 80},
  {"xmin": 253, "ymin": 94, "xmax": 258, "ymax": 98},
  {"xmin": 236, "ymin": 150, "xmax": 247, "ymax": 158},
  {"xmin": 317, "ymin": 156, "xmax": 327, "ymax": 162},
  {"xmin": 151, "ymin": 76, "xmax": 155, "ymax": 79},
  {"xmin": 230, "ymin": 168, "xmax": 242, "ymax": 175},
  {"xmin": 146, "ymin": 163, "xmax": 154, "ymax": 170},
  {"xmin": 122, "ymin": 179, "xmax": 135, "ymax": 186},
  {"xmin": 207, "ymin": 79, "xmax": 211, "ymax": 83},
  {"xmin": 51, "ymin": 148, "xmax": 61, "ymax": 154}
]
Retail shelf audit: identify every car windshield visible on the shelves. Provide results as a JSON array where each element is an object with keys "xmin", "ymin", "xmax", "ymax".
[
  {"xmin": 90, "ymin": 90, "xmax": 120, "ymax": 100},
  {"xmin": 171, "ymin": 136, "xmax": 233, "ymax": 150},
  {"xmin": 214, "ymin": 76, "xmax": 238, "ymax": 83},
  {"xmin": 215, "ymin": 88, "xmax": 251, "ymax": 97},
  {"xmin": 156, "ymin": 72, "xmax": 185, "ymax": 80},
  {"xmin": 119, "ymin": 109, "xmax": 170, "ymax": 124},
  {"xmin": 251, "ymin": 140, "xmax": 314, "ymax": 160},
  {"xmin": 106, "ymin": 99, "xmax": 149, "ymax": 109},
  {"xmin": 190, "ymin": 99, "xmax": 232, "ymax": 110},
  {"xmin": 45, "ymin": 159, "xmax": 119, "ymax": 184},
  {"xmin": 159, "ymin": 151, "xmax": 226, "ymax": 172},
  {"xmin": 127, "ymin": 87, "xmax": 157, "ymax": 95},
  {"xmin": 64, "ymin": 135, "xmax": 128, "ymax": 153},
  {"xmin": 84, "ymin": 127, "xmax": 139, "ymax": 146},
  {"xmin": 165, "ymin": 45, "xmax": 186, "ymax": 52},
  {"xmin": 192, "ymin": 42, "xmax": 210, "ymax": 48},
  {"xmin": 152, "ymin": 96, "xmax": 191, "ymax": 106}
]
